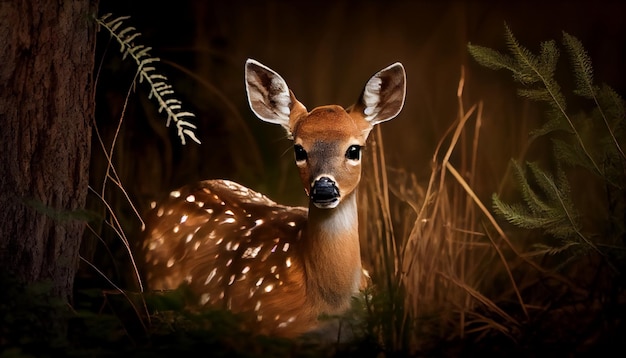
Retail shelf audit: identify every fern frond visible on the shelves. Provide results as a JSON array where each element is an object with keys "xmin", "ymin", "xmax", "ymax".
[
  {"xmin": 599, "ymin": 84, "xmax": 626, "ymax": 127},
  {"xmin": 552, "ymin": 138, "xmax": 594, "ymax": 170},
  {"xmin": 517, "ymin": 88, "xmax": 552, "ymax": 102},
  {"xmin": 532, "ymin": 242, "xmax": 581, "ymax": 256},
  {"xmin": 494, "ymin": 161, "xmax": 582, "ymax": 242},
  {"xmin": 562, "ymin": 32, "xmax": 596, "ymax": 99},
  {"xmin": 564, "ymin": 33, "xmax": 625, "ymax": 160},
  {"xmin": 492, "ymin": 195, "xmax": 554, "ymax": 229},
  {"xmin": 539, "ymin": 40, "xmax": 559, "ymax": 77},
  {"xmin": 510, "ymin": 161, "xmax": 553, "ymax": 215},
  {"xmin": 503, "ymin": 25, "xmax": 567, "ymax": 113},
  {"xmin": 96, "ymin": 13, "xmax": 201, "ymax": 145},
  {"xmin": 597, "ymin": 84, "xmax": 626, "ymax": 159},
  {"xmin": 529, "ymin": 108, "xmax": 572, "ymax": 139},
  {"xmin": 466, "ymin": 44, "xmax": 519, "ymax": 75},
  {"xmin": 475, "ymin": 25, "xmax": 602, "ymax": 174},
  {"xmin": 503, "ymin": 24, "xmax": 541, "ymax": 85}
]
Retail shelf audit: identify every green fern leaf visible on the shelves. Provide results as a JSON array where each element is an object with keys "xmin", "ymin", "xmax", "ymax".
[
  {"xmin": 492, "ymin": 195, "xmax": 541, "ymax": 228},
  {"xmin": 552, "ymin": 138, "xmax": 594, "ymax": 170},
  {"xmin": 467, "ymin": 44, "xmax": 518, "ymax": 73},
  {"xmin": 517, "ymin": 88, "xmax": 553, "ymax": 103},
  {"xmin": 562, "ymin": 32, "xmax": 596, "ymax": 99},
  {"xmin": 597, "ymin": 84, "xmax": 626, "ymax": 154},
  {"xmin": 510, "ymin": 160, "xmax": 554, "ymax": 215},
  {"xmin": 598, "ymin": 84, "xmax": 626, "ymax": 127},
  {"xmin": 494, "ymin": 161, "xmax": 580, "ymax": 241},
  {"xmin": 539, "ymin": 40, "xmax": 559, "ymax": 76}
]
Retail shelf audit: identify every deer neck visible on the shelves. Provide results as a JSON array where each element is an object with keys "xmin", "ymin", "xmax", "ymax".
[{"xmin": 302, "ymin": 191, "xmax": 362, "ymax": 310}]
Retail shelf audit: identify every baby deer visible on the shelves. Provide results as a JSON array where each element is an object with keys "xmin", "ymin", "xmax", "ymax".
[{"xmin": 141, "ymin": 59, "xmax": 406, "ymax": 338}]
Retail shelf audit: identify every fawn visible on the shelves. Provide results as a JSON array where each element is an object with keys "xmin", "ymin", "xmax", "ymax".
[{"xmin": 141, "ymin": 59, "xmax": 406, "ymax": 338}]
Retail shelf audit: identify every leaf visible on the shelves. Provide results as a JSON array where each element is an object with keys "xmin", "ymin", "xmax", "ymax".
[
  {"xmin": 493, "ymin": 161, "xmax": 581, "ymax": 242},
  {"xmin": 552, "ymin": 138, "xmax": 593, "ymax": 169},
  {"xmin": 563, "ymin": 32, "xmax": 596, "ymax": 99},
  {"xmin": 539, "ymin": 40, "xmax": 559, "ymax": 76},
  {"xmin": 96, "ymin": 13, "xmax": 201, "ymax": 145},
  {"xmin": 510, "ymin": 160, "xmax": 552, "ymax": 215},
  {"xmin": 467, "ymin": 44, "xmax": 517, "ymax": 73},
  {"xmin": 493, "ymin": 194, "xmax": 553, "ymax": 230},
  {"xmin": 517, "ymin": 87, "xmax": 552, "ymax": 103}
]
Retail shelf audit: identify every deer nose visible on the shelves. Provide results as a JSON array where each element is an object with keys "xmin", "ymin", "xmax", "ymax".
[{"xmin": 310, "ymin": 176, "xmax": 340, "ymax": 208}]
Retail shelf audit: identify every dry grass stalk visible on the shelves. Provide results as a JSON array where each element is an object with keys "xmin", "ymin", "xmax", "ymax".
[{"xmin": 359, "ymin": 68, "xmax": 533, "ymax": 352}]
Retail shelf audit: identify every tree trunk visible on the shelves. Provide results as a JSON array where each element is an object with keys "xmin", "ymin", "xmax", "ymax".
[{"xmin": 0, "ymin": 0, "xmax": 98, "ymax": 333}]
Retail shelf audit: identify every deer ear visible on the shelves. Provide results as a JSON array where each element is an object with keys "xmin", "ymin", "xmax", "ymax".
[
  {"xmin": 245, "ymin": 59, "xmax": 306, "ymax": 136},
  {"xmin": 351, "ymin": 62, "xmax": 406, "ymax": 126}
]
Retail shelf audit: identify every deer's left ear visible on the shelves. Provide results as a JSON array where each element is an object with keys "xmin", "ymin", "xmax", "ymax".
[
  {"xmin": 351, "ymin": 62, "xmax": 406, "ymax": 126},
  {"xmin": 245, "ymin": 58, "xmax": 307, "ymax": 137}
]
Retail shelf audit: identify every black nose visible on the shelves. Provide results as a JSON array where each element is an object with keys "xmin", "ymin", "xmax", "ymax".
[{"xmin": 310, "ymin": 177, "xmax": 340, "ymax": 204}]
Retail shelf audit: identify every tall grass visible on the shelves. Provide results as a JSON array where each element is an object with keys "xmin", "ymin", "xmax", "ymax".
[{"xmin": 358, "ymin": 68, "xmax": 531, "ymax": 354}]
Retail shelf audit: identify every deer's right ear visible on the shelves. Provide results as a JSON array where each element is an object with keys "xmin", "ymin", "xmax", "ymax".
[
  {"xmin": 245, "ymin": 59, "xmax": 306, "ymax": 137},
  {"xmin": 352, "ymin": 62, "xmax": 406, "ymax": 126}
]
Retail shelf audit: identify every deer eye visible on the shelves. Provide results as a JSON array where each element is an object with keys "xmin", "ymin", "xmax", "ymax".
[
  {"xmin": 345, "ymin": 145, "xmax": 361, "ymax": 161},
  {"xmin": 294, "ymin": 144, "xmax": 308, "ymax": 162}
]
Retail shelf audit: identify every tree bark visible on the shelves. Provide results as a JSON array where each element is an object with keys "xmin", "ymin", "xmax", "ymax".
[{"xmin": 0, "ymin": 0, "xmax": 98, "ymax": 311}]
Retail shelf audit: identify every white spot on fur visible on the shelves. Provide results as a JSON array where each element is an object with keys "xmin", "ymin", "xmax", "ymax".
[
  {"xmin": 242, "ymin": 246, "xmax": 261, "ymax": 258},
  {"xmin": 205, "ymin": 268, "xmax": 217, "ymax": 285}
]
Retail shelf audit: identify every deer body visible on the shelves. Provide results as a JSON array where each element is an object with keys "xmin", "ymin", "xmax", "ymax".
[{"xmin": 142, "ymin": 59, "xmax": 406, "ymax": 337}]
